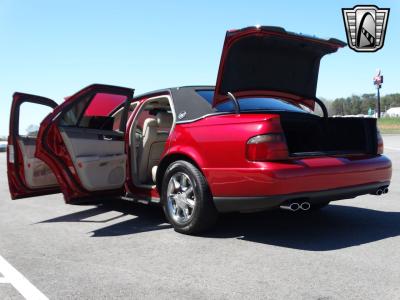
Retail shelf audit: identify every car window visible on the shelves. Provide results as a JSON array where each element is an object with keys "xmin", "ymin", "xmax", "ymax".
[
  {"xmin": 83, "ymin": 93, "xmax": 127, "ymax": 117},
  {"xmin": 136, "ymin": 110, "xmax": 152, "ymax": 130},
  {"xmin": 111, "ymin": 102, "xmax": 137, "ymax": 131},
  {"xmin": 19, "ymin": 102, "xmax": 54, "ymax": 137},
  {"xmin": 59, "ymin": 93, "xmax": 91, "ymax": 126},
  {"xmin": 59, "ymin": 92, "xmax": 127, "ymax": 131},
  {"xmin": 197, "ymin": 90, "xmax": 308, "ymax": 113}
]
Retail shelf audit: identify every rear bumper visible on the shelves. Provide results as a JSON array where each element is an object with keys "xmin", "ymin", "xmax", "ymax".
[
  {"xmin": 204, "ymin": 155, "xmax": 392, "ymax": 197},
  {"xmin": 214, "ymin": 181, "xmax": 390, "ymax": 212}
]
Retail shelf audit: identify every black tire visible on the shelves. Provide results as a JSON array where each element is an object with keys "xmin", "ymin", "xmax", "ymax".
[
  {"xmin": 161, "ymin": 160, "xmax": 218, "ymax": 234},
  {"xmin": 310, "ymin": 201, "xmax": 330, "ymax": 211}
]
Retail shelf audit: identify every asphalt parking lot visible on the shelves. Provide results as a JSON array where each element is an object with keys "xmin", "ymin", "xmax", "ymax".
[{"xmin": 0, "ymin": 136, "xmax": 399, "ymax": 300}]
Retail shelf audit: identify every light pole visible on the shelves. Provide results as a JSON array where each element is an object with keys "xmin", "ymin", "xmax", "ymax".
[{"xmin": 373, "ymin": 69, "xmax": 383, "ymax": 118}]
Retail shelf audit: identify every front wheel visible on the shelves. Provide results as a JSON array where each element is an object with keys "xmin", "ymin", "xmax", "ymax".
[{"xmin": 161, "ymin": 160, "xmax": 218, "ymax": 234}]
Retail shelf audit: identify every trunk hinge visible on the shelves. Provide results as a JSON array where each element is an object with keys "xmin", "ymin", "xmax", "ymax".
[{"xmin": 227, "ymin": 92, "xmax": 240, "ymax": 114}]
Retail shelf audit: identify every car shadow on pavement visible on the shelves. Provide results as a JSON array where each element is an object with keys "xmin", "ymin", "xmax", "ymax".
[
  {"xmin": 39, "ymin": 199, "xmax": 171, "ymax": 237},
  {"xmin": 39, "ymin": 201, "xmax": 400, "ymax": 250},
  {"xmin": 206, "ymin": 204, "xmax": 400, "ymax": 251}
]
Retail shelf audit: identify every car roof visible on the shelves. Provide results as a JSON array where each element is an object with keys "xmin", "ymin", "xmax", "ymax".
[
  {"xmin": 134, "ymin": 86, "xmax": 217, "ymax": 123},
  {"xmin": 133, "ymin": 85, "xmax": 214, "ymax": 99}
]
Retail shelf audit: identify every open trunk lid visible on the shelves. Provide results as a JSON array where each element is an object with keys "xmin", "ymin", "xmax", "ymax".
[{"xmin": 213, "ymin": 26, "xmax": 346, "ymax": 110}]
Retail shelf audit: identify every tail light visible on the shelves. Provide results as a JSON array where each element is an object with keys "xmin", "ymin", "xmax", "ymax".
[
  {"xmin": 246, "ymin": 133, "xmax": 289, "ymax": 161},
  {"xmin": 377, "ymin": 129, "xmax": 384, "ymax": 154}
]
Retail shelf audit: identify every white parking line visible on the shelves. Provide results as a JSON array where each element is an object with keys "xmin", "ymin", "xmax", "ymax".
[
  {"xmin": 385, "ymin": 146, "xmax": 400, "ymax": 151},
  {"xmin": 0, "ymin": 255, "xmax": 48, "ymax": 300}
]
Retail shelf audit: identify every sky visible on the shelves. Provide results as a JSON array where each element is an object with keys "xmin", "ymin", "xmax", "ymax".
[{"xmin": 0, "ymin": 0, "xmax": 399, "ymax": 135}]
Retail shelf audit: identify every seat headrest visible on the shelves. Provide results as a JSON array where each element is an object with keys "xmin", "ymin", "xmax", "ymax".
[
  {"xmin": 143, "ymin": 118, "xmax": 157, "ymax": 130},
  {"xmin": 156, "ymin": 112, "xmax": 173, "ymax": 128}
]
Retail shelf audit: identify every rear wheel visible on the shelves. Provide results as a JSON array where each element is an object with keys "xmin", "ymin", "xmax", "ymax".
[{"xmin": 161, "ymin": 160, "xmax": 218, "ymax": 234}]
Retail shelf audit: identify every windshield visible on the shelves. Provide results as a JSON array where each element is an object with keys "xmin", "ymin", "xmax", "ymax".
[{"xmin": 197, "ymin": 90, "xmax": 308, "ymax": 113}]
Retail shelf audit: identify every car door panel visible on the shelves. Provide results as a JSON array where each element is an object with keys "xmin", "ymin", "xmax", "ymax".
[
  {"xmin": 59, "ymin": 127, "xmax": 126, "ymax": 191},
  {"xmin": 7, "ymin": 93, "xmax": 60, "ymax": 199},
  {"xmin": 17, "ymin": 137, "xmax": 58, "ymax": 188}
]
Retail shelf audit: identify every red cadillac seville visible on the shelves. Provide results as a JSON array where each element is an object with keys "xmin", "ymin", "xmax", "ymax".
[{"xmin": 7, "ymin": 26, "xmax": 392, "ymax": 234}]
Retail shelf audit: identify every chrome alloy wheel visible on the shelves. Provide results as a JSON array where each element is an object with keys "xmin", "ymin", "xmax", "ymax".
[{"xmin": 166, "ymin": 172, "xmax": 196, "ymax": 224}]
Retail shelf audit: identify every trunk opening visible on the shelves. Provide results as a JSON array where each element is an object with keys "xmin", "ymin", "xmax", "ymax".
[{"xmin": 279, "ymin": 113, "xmax": 378, "ymax": 156}]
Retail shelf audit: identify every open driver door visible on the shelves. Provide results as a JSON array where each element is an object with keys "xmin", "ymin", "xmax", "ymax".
[{"xmin": 7, "ymin": 93, "xmax": 60, "ymax": 199}]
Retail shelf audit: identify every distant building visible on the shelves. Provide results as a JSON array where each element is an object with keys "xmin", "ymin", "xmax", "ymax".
[{"xmin": 386, "ymin": 107, "xmax": 400, "ymax": 117}]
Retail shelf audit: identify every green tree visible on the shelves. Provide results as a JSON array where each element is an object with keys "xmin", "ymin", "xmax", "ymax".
[{"xmin": 328, "ymin": 93, "xmax": 400, "ymax": 116}]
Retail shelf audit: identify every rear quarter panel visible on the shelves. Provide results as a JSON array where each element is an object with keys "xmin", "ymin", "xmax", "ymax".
[
  {"xmin": 166, "ymin": 114, "xmax": 282, "ymax": 197},
  {"xmin": 168, "ymin": 114, "xmax": 278, "ymax": 168}
]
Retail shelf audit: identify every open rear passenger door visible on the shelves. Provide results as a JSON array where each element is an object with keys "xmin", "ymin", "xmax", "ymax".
[
  {"xmin": 7, "ymin": 93, "xmax": 60, "ymax": 199},
  {"xmin": 35, "ymin": 84, "xmax": 134, "ymax": 203}
]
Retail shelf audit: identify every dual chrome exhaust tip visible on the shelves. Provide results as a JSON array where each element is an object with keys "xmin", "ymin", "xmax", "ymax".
[
  {"xmin": 281, "ymin": 186, "xmax": 389, "ymax": 211},
  {"xmin": 280, "ymin": 201, "xmax": 311, "ymax": 212},
  {"xmin": 375, "ymin": 187, "xmax": 389, "ymax": 196}
]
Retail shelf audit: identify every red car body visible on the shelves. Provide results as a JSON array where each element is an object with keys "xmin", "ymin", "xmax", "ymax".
[
  {"xmin": 171, "ymin": 114, "xmax": 391, "ymax": 212},
  {"xmin": 7, "ymin": 26, "xmax": 392, "ymax": 232}
]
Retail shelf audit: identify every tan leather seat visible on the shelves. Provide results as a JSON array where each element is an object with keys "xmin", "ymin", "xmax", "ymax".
[{"xmin": 138, "ymin": 112, "xmax": 173, "ymax": 183}]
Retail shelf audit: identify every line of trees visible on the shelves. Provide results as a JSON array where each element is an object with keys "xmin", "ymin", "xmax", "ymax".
[{"xmin": 321, "ymin": 93, "xmax": 400, "ymax": 116}]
